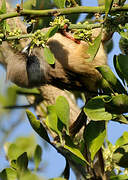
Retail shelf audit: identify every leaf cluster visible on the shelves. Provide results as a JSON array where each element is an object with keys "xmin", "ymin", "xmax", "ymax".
[{"xmin": 1, "ymin": 0, "xmax": 128, "ymax": 179}]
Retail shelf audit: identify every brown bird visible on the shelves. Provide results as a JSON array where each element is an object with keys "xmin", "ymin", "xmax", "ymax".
[{"xmin": 6, "ymin": 28, "xmax": 107, "ymax": 92}]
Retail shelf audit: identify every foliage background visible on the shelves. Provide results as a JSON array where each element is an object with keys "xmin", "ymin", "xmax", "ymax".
[{"xmin": 0, "ymin": 0, "xmax": 128, "ymax": 179}]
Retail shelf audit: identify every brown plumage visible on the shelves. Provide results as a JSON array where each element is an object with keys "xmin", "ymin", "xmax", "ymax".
[{"xmin": 6, "ymin": 29, "xmax": 107, "ymax": 92}]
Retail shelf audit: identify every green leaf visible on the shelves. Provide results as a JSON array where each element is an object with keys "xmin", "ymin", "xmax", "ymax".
[
  {"xmin": 6, "ymin": 86, "xmax": 17, "ymax": 106},
  {"xmin": 18, "ymin": 171, "xmax": 42, "ymax": 180},
  {"xmin": 106, "ymin": 39, "xmax": 114, "ymax": 54},
  {"xmin": 0, "ymin": 94, "xmax": 7, "ymax": 106},
  {"xmin": 5, "ymin": 135, "xmax": 36, "ymax": 161},
  {"xmin": 87, "ymin": 30, "xmax": 102, "ymax": 62},
  {"xmin": 15, "ymin": 86, "xmax": 40, "ymax": 95},
  {"xmin": 10, "ymin": 160, "xmax": 17, "ymax": 169},
  {"xmin": 119, "ymin": 37, "xmax": 128, "ymax": 55},
  {"xmin": 64, "ymin": 136, "xmax": 89, "ymax": 165},
  {"xmin": 26, "ymin": 110, "xmax": 50, "ymax": 143},
  {"xmin": 105, "ymin": 0, "xmax": 114, "ymax": 18},
  {"xmin": 0, "ymin": 0, "xmax": 7, "ymax": 34},
  {"xmin": 113, "ymin": 144, "xmax": 128, "ymax": 168},
  {"xmin": 105, "ymin": 94, "xmax": 128, "ymax": 114},
  {"xmin": 84, "ymin": 96, "xmax": 112, "ymax": 121},
  {"xmin": 0, "ymin": 20, "xmax": 6, "ymax": 34},
  {"xmin": 44, "ymin": 46, "xmax": 55, "ymax": 64},
  {"xmin": 112, "ymin": 114, "xmax": 128, "ymax": 124},
  {"xmin": 7, "ymin": 143, "xmax": 25, "ymax": 161},
  {"xmin": 55, "ymin": 96, "xmax": 70, "ymax": 133},
  {"xmin": 17, "ymin": 152, "xmax": 28, "ymax": 172},
  {"xmin": 34, "ymin": 145, "xmax": 42, "ymax": 171},
  {"xmin": 96, "ymin": 65, "xmax": 126, "ymax": 94},
  {"xmin": 116, "ymin": 132, "xmax": 128, "ymax": 146},
  {"xmin": 110, "ymin": 175, "xmax": 128, "ymax": 180},
  {"xmin": 45, "ymin": 25, "xmax": 59, "ymax": 39},
  {"xmin": 5, "ymin": 22, "xmax": 10, "ymax": 32},
  {"xmin": 13, "ymin": 135, "xmax": 36, "ymax": 158},
  {"xmin": 84, "ymin": 121, "xmax": 106, "ymax": 160},
  {"xmin": 64, "ymin": 144, "xmax": 87, "ymax": 163},
  {"xmin": 120, "ymin": 31, "xmax": 128, "ymax": 40},
  {"xmin": 46, "ymin": 105, "xmax": 63, "ymax": 142},
  {"xmin": 53, "ymin": 0, "xmax": 66, "ymax": 8},
  {"xmin": 115, "ymin": 54, "xmax": 128, "ymax": 84},
  {"xmin": 113, "ymin": 55, "xmax": 125, "ymax": 85},
  {"xmin": 0, "ymin": 0, "xmax": 7, "ymax": 14},
  {"xmin": 0, "ymin": 168, "xmax": 17, "ymax": 180}
]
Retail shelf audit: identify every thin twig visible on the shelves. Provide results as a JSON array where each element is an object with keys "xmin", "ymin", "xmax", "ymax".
[
  {"xmin": 4, "ymin": 104, "xmax": 34, "ymax": 109},
  {"xmin": 70, "ymin": 0, "xmax": 78, "ymax": 7},
  {"xmin": 2, "ymin": 23, "xmax": 101, "ymax": 41}
]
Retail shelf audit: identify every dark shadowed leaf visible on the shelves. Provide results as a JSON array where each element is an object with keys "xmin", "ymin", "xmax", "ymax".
[
  {"xmin": 34, "ymin": 145, "xmax": 42, "ymax": 171},
  {"xmin": 105, "ymin": 94, "xmax": 128, "ymax": 114},
  {"xmin": 115, "ymin": 54, "xmax": 128, "ymax": 84},
  {"xmin": 26, "ymin": 110, "xmax": 50, "ymax": 143},
  {"xmin": 106, "ymin": 39, "xmax": 114, "ymax": 54},
  {"xmin": 97, "ymin": 65, "xmax": 126, "ymax": 94},
  {"xmin": 113, "ymin": 144, "xmax": 128, "ymax": 168},
  {"xmin": 113, "ymin": 55, "xmax": 125, "ymax": 85},
  {"xmin": 87, "ymin": 30, "xmax": 102, "ymax": 62},
  {"xmin": 0, "ymin": 168, "xmax": 17, "ymax": 180},
  {"xmin": 84, "ymin": 121, "xmax": 106, "ymax": 160},
  {"xmin": 84, "ymin": 95, "xmax": 112, "ymax": 121},
  {"xmin": 53, "ymin": 0, "xmax": 66, "ymax": 8},
  {"xmin": 17, "ymin": 152, "xmax": 28, "ymax": 172},
  {"xmin": 44, "ymin": 47, "xmax": 55, "ymax": 64},
  {"xmin": 55, "ymin": 96, "xmax": 70, "ymax": 133},
  {"xmin": 119, "ymin": 37, "xmax": 128, "ymax": 54}
]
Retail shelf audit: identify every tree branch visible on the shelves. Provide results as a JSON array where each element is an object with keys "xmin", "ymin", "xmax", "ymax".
[
  {"xmin": 1, "ymin": 23, "xmax": 101, "ymax": 41},
  {"xmin": 0, "ymin": 4, "xmax": 128, "ymax": 21}
]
